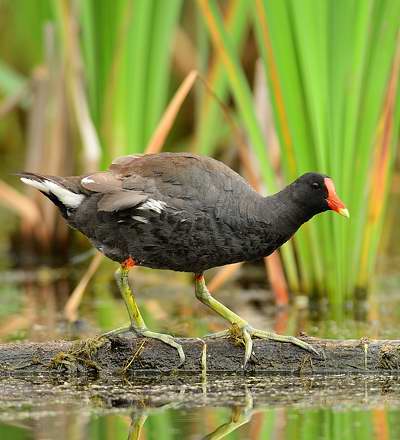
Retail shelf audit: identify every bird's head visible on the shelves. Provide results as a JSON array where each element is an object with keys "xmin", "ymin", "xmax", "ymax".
[{"xmin": 290, "ymin": 172, "xmax": 349, "ymax": 218}]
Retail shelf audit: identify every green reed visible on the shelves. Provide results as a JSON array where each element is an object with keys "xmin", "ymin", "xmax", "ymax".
[{"xmin": 198, "ymin": 0, "xmax": 400, "ymax": 311}]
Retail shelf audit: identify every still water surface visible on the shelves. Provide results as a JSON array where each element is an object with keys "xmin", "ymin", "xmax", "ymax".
[{"xmin": 1, "ymin": 374, "xmax": 399, "ymax": 439}]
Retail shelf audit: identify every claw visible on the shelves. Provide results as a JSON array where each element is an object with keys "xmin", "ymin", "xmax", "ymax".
[{"xmin": 242, "ymin": 326, "xmax": 253, "ymax": 368}]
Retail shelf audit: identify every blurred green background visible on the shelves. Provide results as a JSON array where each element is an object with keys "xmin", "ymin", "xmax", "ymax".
[{"xmin": 0, "ymin": 0, "xmax": 400, "ymax": 439}]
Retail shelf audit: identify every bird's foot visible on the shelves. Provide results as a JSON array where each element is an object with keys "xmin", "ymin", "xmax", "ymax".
[
  {"xmin": 206, "ymin": 323, "xmax": 318, "ymax": 368},
  {"xmin": 102, "ymin": 325, "xmax": 185, "ymax": 367}
]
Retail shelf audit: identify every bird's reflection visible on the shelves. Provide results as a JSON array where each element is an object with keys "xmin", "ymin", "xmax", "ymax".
[
  {"xmin": 127, "ymin": 414, "xmax": 148, "ymax": 440},
  {"xmin": 202, "ymin": 391, "xmax": 253, "ymax": 440},
  {"xmin": 127, "ymin": 387, "xmax": 254, "ymax": 440}
]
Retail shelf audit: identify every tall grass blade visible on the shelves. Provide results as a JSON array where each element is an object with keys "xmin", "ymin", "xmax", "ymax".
[
  {"xmin": 146, "ymin": 70, "xmax": 198, "ymax": 154},
  {"xmin": 197, "ymin": 0, "xmax": 278, "ymax": 191},
  {"xmin": 196, "ymin": 0, "xmax": 251, "ymax": 156},
  {"xmin": 77, "ymin": 0, "xmax": 182, "ymax": 165},
  {"xmin": 357, "ymin": 32, "xmax": 400, "ymax": 288},
  {"xmin": 249, "ymin": 0, "xmax": 400, "ymax": 307}
]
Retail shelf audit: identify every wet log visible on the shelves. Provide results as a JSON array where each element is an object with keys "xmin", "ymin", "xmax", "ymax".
[{"xmin": 0, "ymin": 335, "xmax": 400, "ymax": 377}]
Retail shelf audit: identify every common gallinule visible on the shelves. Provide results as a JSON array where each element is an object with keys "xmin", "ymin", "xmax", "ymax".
[{"xmin": 19, "ymin": 152, "xmax": 349, "ymax": 367}]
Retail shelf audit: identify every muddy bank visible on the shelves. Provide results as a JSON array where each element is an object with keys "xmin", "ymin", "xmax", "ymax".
[{"xmin": 1, "ymin": 335, "xmax": 400, "ymax": 377}]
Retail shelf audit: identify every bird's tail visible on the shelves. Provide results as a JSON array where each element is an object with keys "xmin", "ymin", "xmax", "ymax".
[{"xmin": 18, "ymin": 172, "xmax": 85, "ymax": 210}]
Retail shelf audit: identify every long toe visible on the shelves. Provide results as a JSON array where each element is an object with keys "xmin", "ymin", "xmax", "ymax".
[
  {"xmin": 101, "ymin": 325, "xmax": 133, "ymax": 338},
  {"xmin": 204, "ymin": 329, "xmax": 231, "ymax": 339},
  {"xmin": 250, "ymin": 328, "xmax": 320, "ymax": 356},
  {"xmin": 139, "ymin": 329, "xmax": 186, "ymax": 367}
]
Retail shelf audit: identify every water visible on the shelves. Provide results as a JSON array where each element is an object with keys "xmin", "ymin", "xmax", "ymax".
[
  {"xmin": 1, "ymin": 374, "xmax": 400, "ymax": 439},
  {"xmin": 1, "ymin": 263, "xmax": 400, "ymax": 439}
]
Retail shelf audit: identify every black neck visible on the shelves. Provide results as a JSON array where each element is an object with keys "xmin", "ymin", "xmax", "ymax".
[{"xmin": 261, "ymin": 186, "xmax": 316, "ymax": 237}]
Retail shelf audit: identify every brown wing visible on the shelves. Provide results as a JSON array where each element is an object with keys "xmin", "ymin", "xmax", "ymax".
[
  {"xmin": 96, "ymin": 191, "xmax": 148, "ymax": 212},
  {"xmin": 81, "ymin": 152, "xmax": 256, "ymax": 213}
]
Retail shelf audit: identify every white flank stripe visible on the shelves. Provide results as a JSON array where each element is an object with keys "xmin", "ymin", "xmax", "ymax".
[
  {"xmin": 131, "ymin": 215, "xmax": 149, "ymax": 224},
  {"xmin": 138, "ymin": 198, "xmax": 166, "ymax": 214},
  {"xmin": 45, "ymin": 181, "xmax": 85, "ymax": 208},
  {"xmin": 20, "ymin": 177, "xmax": 49, "ymax": 193},
  {"xmin": 81, "ymin": 176, "xmax": 95, "ymax": 184}
]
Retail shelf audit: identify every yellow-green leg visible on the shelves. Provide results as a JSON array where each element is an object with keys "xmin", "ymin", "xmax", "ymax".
[
  {"xmin": 104, "ymin": 259, "xmax": 185, "ymax": 366},
  {"xmin": 194, "ymin": 274, "xmax": 318, "ymax": 368}
]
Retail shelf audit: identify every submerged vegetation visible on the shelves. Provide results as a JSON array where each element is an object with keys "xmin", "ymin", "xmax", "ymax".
[{"xmin": 0, "ymin": 1, "xmax": 400, "ymax": 309}]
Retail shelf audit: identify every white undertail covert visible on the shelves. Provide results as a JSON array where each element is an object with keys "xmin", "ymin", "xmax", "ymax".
[{"xmin": 20, "ymin": 177, "xmax": 85, "ymax": 209}]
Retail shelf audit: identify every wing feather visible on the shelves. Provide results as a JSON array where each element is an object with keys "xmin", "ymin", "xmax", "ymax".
[
  {"xmin": 97, "ymin": 191, "xmax": 148, "ymax": 212},
  {"xmin": 81, "ymin": 153, "xmax": 257, "ymax": 215}
]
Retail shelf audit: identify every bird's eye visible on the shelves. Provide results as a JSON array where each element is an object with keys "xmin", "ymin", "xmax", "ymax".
[{"xmin": 311, "ymin": 182, "xmax": 320, "ymax": 189}]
